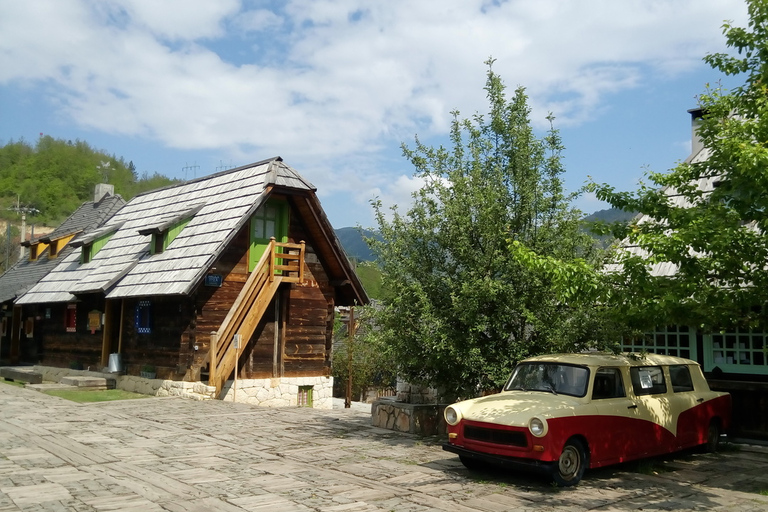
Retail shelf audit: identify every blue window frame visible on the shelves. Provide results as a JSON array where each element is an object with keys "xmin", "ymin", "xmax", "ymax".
[{"xmin": 135, "ymin": 301, "xmax": 151, "ymax": 334}]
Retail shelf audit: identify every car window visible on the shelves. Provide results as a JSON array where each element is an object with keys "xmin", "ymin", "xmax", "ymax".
[
  {"xmin": 592, "ymin": 367, "xmax": 626, "ymax": 400},
  {"xmin": 669, "ymin": 365, "xmax": 694, "ymax": 393},
  {"xmin": 630, "ymin": 366, "xmax": 667, "ymax": 396},
  {"xmin": 505, "ymin": 363, "xmax": 589, "ymax": 397}
]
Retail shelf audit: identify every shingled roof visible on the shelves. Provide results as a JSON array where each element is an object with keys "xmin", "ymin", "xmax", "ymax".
[
  {"xmin": 16, "ymin": 157, "xmax": 367, "ymax": 305},
  {"xmin": 0, "ymin": 192, "xmax": 125, "ymax": 304}
]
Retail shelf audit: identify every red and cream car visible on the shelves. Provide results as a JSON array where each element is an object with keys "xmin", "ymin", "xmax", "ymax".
[{"xmin": 443, "ymin": 353, "xmax": 731, "ymax": 486}]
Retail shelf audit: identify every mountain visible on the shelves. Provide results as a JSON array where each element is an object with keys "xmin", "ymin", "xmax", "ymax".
[
  {"xmin": 335, "ymin": 227, "xmax": 379, "ymax": 262},
  {"xmin": 583, "ymin": 207, "xmax": 636, "ymax": 223}
]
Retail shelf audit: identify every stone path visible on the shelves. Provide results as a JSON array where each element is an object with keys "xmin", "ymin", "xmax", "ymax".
[{"xmin": 1, "ymin": 383, "xmax": 768, "ymax": 511}]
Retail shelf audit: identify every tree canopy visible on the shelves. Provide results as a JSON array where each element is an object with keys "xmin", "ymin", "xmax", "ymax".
[
  {"xmin": 369, "ymin": 60, "xmax": 609, "ymax": 400},
  {"xmin": 0, "ymin": 135, "xmax": 179, "ymax": 226},
  {"xmin": 590, "ymin": 0, "xmax": 768, "ymax": 331}
]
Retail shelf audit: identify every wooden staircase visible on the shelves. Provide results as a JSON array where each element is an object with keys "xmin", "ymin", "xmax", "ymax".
[{"xmin": 208, "ymin": 238, "xmax": 305, "ymax": 395}]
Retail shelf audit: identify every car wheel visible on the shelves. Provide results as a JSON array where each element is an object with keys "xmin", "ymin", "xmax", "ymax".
[
  {"xmin": 705, "ymin": 420, "xmax": 721, "ymax": 453},
  {"xmin": 552, "ymin": 439, "xmax": 588, "ymax": 486}
]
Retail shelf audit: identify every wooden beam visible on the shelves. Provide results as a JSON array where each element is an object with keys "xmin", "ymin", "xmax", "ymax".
[
  {"xmin": 101, "ymin": 301, "xmax": 112, "ymax": 367},
  {"xmin": 9, "ymin": 305, "xmax": 21, "ymax": 364}
]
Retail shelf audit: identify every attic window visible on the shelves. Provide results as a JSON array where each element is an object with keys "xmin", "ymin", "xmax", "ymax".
[
  {"xmin": 49, "ymin": 239, "xmax": 60, "ymax": 258},
  {"xmin": 29, "ymin": 244, "xmax": 40, "ymax": 261},
  {"xmin": 138, "ymin": 204, "xmax": 203, "ymax": 255},
  {"xmin": 71, "ymin": 223, "xmax": 122, "ymax": 264}
]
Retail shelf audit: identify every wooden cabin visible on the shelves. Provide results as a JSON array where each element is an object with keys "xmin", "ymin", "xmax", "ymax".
[
  {"xmin": 0, "ymin": 185, "xmax": 125, "ymax": 365},
  {"xmin": 15, "ymin": 158, "xmax": 368, "ymax": 407}
]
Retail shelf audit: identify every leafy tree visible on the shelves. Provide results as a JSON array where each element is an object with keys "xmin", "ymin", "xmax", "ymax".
[
  {"xmin": 0, "ymin": 136, "xmax": 179, "ymax": 227},
  {"xmin": 589, "ymin": 0, "xmax": 768, "ymax": 331},
  {"xmin": 368, "ymin": 60, "xmax": 608, "ymax": 400}
]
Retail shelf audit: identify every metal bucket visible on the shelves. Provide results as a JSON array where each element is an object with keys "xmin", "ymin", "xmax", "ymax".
[{"xmin": 108, "ymin": 353, "xmax": 124, "ymax": 373}]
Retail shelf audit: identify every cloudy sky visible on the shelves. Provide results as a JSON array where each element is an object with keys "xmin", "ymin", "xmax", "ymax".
[{"xmin": 0, "ymin": 0, "xmax": 749, "ymax": 228}]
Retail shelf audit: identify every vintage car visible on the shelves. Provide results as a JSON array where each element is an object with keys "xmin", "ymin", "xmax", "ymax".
[{"xmin": 442, "ymin": 353, "xmax": 731, "ymax": 486}]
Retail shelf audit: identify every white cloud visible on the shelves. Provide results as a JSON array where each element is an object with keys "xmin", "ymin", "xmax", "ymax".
[{"xmin": 0, "ymin": 0, "xmax": 749, "ymax": 223}]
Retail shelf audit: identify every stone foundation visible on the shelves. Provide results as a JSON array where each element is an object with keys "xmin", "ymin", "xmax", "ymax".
[
  {"xmin": 396, "ymin": 380, "xmax": 440, "ymax": 404},
  {"xmin": 371, "ymin": 398, "xmax": 447, "ymax": 436},
  {"xmin": 220, "ymin": 376, "xmax": 334, "ymax": 409}
]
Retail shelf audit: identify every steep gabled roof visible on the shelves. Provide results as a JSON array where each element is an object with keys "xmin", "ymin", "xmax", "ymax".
[
  {"xmin": 16, "ymin": 158, "xmax": 367, "ymax": 305},
  {"xmin": 0, "ymin": 193, "xmax": 125, "ymax": 304}
]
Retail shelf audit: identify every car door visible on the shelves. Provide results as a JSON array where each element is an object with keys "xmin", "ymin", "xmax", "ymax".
[
  {"xmin": 628, "ymin": 365, "xmax": 676, "ymax": 457},
  {"xmin": 590, "ymin": 367, "xmax": 643, "ymax": 465}
]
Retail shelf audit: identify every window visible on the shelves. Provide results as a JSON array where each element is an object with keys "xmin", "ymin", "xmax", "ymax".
[
  {"xmin": 135, "ymin": 301, "xmax": 151, "ymax": 334},
  {"xmin": 49, "ymin": 239, "xmax": 60, "ymax": 258},
  {"xmin": 592, "ymin": 367, "xmax": 626, "ymax": 400},
  {"xmin": 706, "ymin": 329, "xmax": 768, "ymax": 375},
  {"xmin": 622, "ymin": 325, "xmax": 695, "ymax": 359},
  {"xmin": 65, "ymin": 304, "xmax": 77, "ymax": 332},
  {"xmin": 669, "ymin": 365, "xmax": 694, "ymax": 393},
  {"xmin": 630, "ymin": 366, "xmax": 667, "ymax": 396},
  {"xmin": 298, "ymin": 385, "xmax": 313, "ymax": 407}
]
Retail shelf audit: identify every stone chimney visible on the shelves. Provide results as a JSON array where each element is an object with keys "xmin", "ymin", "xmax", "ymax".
[
  {"xmin": 688, "ymin": 108, "xmax": 705, "ymax": 157},
  {"xmin": 94, "ymin": 183, "xmax": 114, "ymax": 203}
]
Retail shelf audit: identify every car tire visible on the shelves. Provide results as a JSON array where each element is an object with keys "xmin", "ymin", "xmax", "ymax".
[
  {"xmin": 552, "ymin": 439, "xmax": 588, "ymax": 486},
  {"xmin": 705, "ymin": 420, "xmax": 721, "ymax": 453},
  {"xmin": 459, "ymin": 455, "xmax": 483, "ymax": 470}
]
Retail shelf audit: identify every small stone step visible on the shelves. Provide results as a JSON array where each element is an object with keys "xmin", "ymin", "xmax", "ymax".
[
  {"xmin": 59, "ymin": 376, "xmax": 115, "ymax": 390},
  {"xmin": 0, "ymin": 367, "xmax": 43, "ymax": 384}
]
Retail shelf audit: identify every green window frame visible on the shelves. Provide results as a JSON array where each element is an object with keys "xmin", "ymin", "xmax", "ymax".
[
  {"xmin": 622, "ymin": 325, "xmax": 696, "ymax": 360},
  {"xmin": 704, "ymin": 329, "xmax": 768, "ymax": 375},
  {"xmin": 249, "ymin": 200, "xmax": 289, "ymax": 272},
  {"xmin": 297, "ymin": 385, "xmax": 313, "ymax": 407},
  {"xmin": 151, "ymin": 218, "xmax": 191, "ymax": 255},
  {"xmin": 81, "ymin": 231, "xmax": 114, "ymax": 263}
]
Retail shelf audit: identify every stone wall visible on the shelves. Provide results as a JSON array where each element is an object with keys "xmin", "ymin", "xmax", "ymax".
[
  {"xmin": 371, "ymin": 398, "xmax": 447, "ymax": 436},
  {"xmin": 219, "ymin": 376, "xmax": 334, "ymax": 409},
  {"xmin": 396, "ymin": 380, "xmax": 440, "ymax": 404},
  {"xmin": 32, "ymin": 365, "xmax": 333, "ymax": 408}
]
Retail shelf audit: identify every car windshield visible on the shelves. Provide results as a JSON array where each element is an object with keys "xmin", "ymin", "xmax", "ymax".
[{"xmin": 504, "ymin": 362, "xmax": 589, "ymax": 397}]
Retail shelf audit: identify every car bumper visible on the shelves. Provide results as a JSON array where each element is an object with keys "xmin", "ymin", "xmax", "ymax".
[{"xmin": 442, "ymin": 443, "xmax": 556, "ymax": 475}]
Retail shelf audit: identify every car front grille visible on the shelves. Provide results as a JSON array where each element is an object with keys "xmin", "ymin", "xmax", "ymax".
[{"xmin": 463, "ymin": 425, "xmax": 528, "ymax": 447}]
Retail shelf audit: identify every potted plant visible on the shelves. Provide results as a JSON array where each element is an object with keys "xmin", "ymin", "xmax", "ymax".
[{"xmin": 140, "ymin": 364, "xmax": 156, "ymax": 379}]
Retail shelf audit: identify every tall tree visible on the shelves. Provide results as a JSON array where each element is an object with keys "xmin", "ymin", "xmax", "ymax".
[
  {"xmin": 369, "ymin": 60, "xmax": 605, "ymax": 400},
  {"xmin": 590, "ymin": 0, "xmax": 768, "ymax": 331}
]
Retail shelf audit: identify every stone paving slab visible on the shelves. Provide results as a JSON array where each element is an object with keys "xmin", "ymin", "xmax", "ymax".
[{"xmin": 1, "ymin": 383, "xmax": 768, "ymax": 511}]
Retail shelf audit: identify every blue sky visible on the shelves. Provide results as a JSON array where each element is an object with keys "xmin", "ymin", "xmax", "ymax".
[{"xmin": 0, "ymin": 0, "xmax": 749, "ymax": 228}]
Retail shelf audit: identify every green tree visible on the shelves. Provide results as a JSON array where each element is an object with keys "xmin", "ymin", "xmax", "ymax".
[
  {"xmin": 589, "ymin": 0, "xmax": 768, "ymax": 331},
  {"xmin": 368, "ymin": 60, "xmax": 607, "ymax": 400}
]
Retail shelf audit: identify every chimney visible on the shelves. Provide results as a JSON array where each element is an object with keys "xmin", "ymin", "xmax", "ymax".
[
  {"xmin": 688, "ymin": 108, "xmax": 705, "ymax": 157},
  {"xmin": 94, "ymin": 184, "xmax": 114, "ymax": 203}
]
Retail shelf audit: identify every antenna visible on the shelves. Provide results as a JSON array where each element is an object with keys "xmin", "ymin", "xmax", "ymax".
[
  {"xmin": 182, "ymin": 162, "xmax": 200, "ymax": 181},
  {"xmin": 215, "ymin": 160, "xmax": 236, "ymax": 173}
]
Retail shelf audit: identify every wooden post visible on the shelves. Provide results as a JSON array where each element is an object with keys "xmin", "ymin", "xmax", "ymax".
[
  {"xmin": 209, "ymin": 331, "xmax": 218, "ymax": 390},
  {"xmin": 10, "ymin": 305, "xmax": 21, "ymax": 365},
  {"xmin": 101, "ymin": 301, "xmax": 112, "ymax": 368},
  {"xmin": 268, "ymin": 237, "xmax": 276, "ymax": 281},
  {"xmin": 298, "ymin": 240, "xmax": 305, "ymax": 282},
  {"xmin": 345, "ymin": 306, "xmax": 355, "ymax": 408},
  {"xmin": 117, "ymin": 300, "xmax": 125, "ymax": 354},
  {"xmin": 233, "ymin": 334, "xmax": 239, "ymax": 403}
]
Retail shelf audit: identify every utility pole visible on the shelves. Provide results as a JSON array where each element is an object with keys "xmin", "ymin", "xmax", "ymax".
[
  {"xmin": 7, "ymin": 197, "xmax": 39, "ymax": 260},
  {"xmin": 345, "ymin": 306, "xmax": 356, "ymax": 408}
]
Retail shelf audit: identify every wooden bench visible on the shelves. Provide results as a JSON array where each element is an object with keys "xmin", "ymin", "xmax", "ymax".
[{"xmin": 0, "ymin": 367, "xmax": 43, "ymax": 384}]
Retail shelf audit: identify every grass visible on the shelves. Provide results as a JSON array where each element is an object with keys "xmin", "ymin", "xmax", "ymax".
[
  {"xmin": 43, "ymin": 388, "xmax": 150, "ymax": 403},
  {"xmin": 0, "ymin": 379, "xmax": 25, "ymax": 388}
]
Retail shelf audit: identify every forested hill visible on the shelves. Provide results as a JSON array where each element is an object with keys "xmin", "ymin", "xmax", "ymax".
[{"xmin": 0, "ymin": 136, "xmax": 179, "ymax": 227}]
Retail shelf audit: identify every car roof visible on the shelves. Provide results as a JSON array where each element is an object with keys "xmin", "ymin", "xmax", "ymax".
[{"xmin": 522, "ymin": 352, "xmax": 698, "ymax": 368}]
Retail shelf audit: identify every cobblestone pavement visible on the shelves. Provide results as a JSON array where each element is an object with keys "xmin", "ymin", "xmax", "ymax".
[{"xmin": 2, "ymin": 384, "xmax": 768, "ymax": 511}]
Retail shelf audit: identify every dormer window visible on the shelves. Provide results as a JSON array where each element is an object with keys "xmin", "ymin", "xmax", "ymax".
[
  {"xmin": 70, "ymin": 223, "xmax": 122, "ymax": 264},
  {"xmin": 49, "ymin": 239, "xmax": 60, "ymax": 258},
  {"xmin": 27, "ymin": 241, "xmax": 48, "ymax": 261},
  {"xmin": 38, "ymin": 232, "xmax": 77, "ymax": 260},
  {"xmin": 138, "ymin": 204, "xmax": 204, "ymax": 255}
]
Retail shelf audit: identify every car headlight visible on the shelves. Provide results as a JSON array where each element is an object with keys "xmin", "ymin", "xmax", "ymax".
[
  {"xmin": 444, "ymin": 406, "xmax": 461, "ymax": 426},
  {"xmin": 529, "ymin": 417, "xmax": 548, "ymax": 437}
]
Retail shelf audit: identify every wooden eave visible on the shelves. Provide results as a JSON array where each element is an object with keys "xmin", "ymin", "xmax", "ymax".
[
  {"xmin": 277, "ymin": 187, "xmax": 369, "ymax": 306},
  {"xmin": 39, "ymin": 230, "xmax": 82, "ymax": 244}
]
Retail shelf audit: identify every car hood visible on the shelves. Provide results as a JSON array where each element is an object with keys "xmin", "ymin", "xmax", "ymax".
[{"xmin": 452, "ymin": 391, "xmax": 586, "ymax": 426}]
